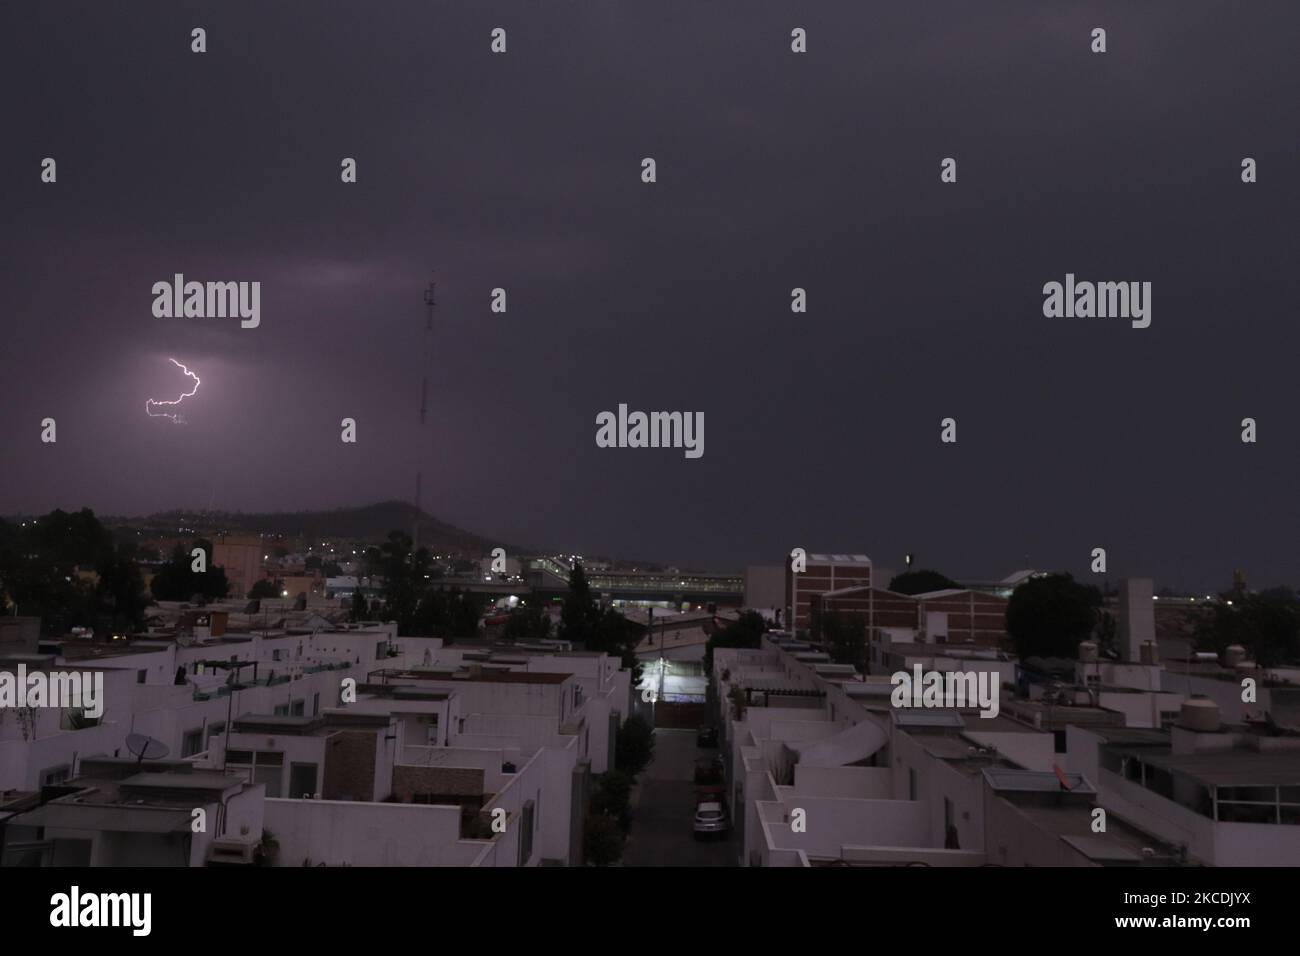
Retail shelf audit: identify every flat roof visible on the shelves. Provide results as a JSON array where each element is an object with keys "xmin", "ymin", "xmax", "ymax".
[
  {"xmin": 122, "ymin": 772, "xmax": 241, "ymax": 793},
  {"xmin": 1124, "ymin": 749, "xmax": 1300, "ymax": 788},
  {"xmin": 13, "ymin": 804, "xmax": 194, "ymax": 834},
  {"xmin": 451, "ymin": 670, "xmax": 570, "ymax": 685},
  {"xmin": 892, "ymin": 710, "xmax": 965, "ymax": 728}
]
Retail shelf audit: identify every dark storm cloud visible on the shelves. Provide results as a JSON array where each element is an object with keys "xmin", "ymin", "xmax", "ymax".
[{"xmin": 2, "ymin": 1, "xmax": 1298, "ymax": 591}]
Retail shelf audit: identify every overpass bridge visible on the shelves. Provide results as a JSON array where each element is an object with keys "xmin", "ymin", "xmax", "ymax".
[{"xmin": 523, "ymin": 557, "xmax": 743, "ymax": 607}]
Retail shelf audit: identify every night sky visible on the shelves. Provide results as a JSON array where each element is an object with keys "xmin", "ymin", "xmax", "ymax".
[{"xmin": 3, "ymin": 2, "xmax": 1298, "ymax": 590}]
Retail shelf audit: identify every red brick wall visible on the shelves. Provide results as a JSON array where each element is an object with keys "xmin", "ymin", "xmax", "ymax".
[
  {"xmin": 787, "ymin": 560, "xmax": 872, "ymax": 632},
  {"xmin": 919, "ymin": 592, "xmax": 1007, "ymax": 646},
  {"xmin": 392, "ymin": 764, "xmax": 485, "ymax": 801},
  {"xmin": 322, "ymin": 731, "xmax": 378, "ymax": 801}
]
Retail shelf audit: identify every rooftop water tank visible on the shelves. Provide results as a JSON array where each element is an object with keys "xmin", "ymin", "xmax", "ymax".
[{"xmin": 1180, "ymin": 696, "xmax": 1220, "ymax": 733}]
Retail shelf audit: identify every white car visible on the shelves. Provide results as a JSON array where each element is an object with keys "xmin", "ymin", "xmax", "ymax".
[{"xmin": 693, "ymin": 801, "xmax": 729, "ymax": 838}]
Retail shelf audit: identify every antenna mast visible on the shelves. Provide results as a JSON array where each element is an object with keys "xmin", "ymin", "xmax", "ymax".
[{"xmin": 415, "ymin": 275, "xmax": 436, "ymax": 550}]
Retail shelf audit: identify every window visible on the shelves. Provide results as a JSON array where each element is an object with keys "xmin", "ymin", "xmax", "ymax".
[
  {"xmin": 313, "ymin": 692, "xmax": 320, "ymax": 716},
  {"xmin": 254, "ymin": 763, "xmax": 282, "ymax": 798},
  {"xmin": 289, "ymin": 763, "xmax": 318, "ymax": 798},
  {"xmin": 1216, "ymin": 784, "xmax": 1295, "ymax": 825},
  {"xmin": 517, "ymin": 799, "xmax": 536, "ymax": 866},
  {"xmin": 273, "ymin": 703, "xmax": 290, "ymax": 716},
  {"xmin": 290, "ymin": 699, "xmax": 305, "ymax": 716},
  {"xmin": 909, "ymin": 769, "xmax": 917, "ymax": 801},
  {"xmin": 41, "ymin": 765, "xmax": 71, "ymax": 786},
  {"xmin": 136, "ymin": 669, "xmax": 147, "ymax": 684},
  {"xmin": 182, "ymin": 728, "xmax": 204, "ymax": 758},
  {"xmin": 233, "ymin": 751, "xmax": 284, "ymax": 798},
  {"xmin": 272, "ymin": 649, "xmax": 283, "ymax": 662},
  {"xmin": 375, "ymin": 641, "xmax": 387, "ymax": 660}
]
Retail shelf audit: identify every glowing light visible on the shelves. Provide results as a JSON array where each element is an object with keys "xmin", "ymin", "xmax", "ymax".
[{"xmin": 145, "ymin": 358, "xmax": 201, "ymax": 423}]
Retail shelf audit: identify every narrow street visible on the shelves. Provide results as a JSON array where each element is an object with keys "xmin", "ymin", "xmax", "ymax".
[{"xmin": 623, "ymin": 728, "xmax": 736, "ymax": 867}]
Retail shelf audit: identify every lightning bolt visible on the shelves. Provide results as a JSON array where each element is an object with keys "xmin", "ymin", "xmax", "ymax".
[{"xmin": 145, "ymin": 358, "xmax": 201, "ymax": 424}]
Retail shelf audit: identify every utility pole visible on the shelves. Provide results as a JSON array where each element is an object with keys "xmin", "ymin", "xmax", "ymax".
[{"xmin": 655, "ymin": 606, "xmax": 666, "ymax": 704}]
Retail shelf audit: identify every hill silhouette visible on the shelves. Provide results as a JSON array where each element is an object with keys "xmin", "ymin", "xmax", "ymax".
[{"xmin": 137, "ymin": 501, "xmax": 521, "ymax": 556}]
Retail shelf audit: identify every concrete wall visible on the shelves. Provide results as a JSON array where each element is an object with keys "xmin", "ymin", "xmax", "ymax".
[
  {"xmin": 264, "ymin": 797, "xmax": 466, "ymax": 866},
  {"xmin": 963, "ymin": 728, "xmax": 1055, "ymax": 772},
  {"xmin": 760, "ymin": 795, "xmax": 929, "ymax": 859},
  {"xmin": 792, "ymin": 765, "xmax": 891, "ymax": 799},
  {"xmin": 982, "ymin": 792, "xmax": 1094, "ymax": 867},
  {"xmin": 841, "ymin": 845, "xmax": 986, "ymax": 866}
]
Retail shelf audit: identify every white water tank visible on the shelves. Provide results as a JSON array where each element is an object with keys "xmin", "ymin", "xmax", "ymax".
[
  {"xmin": 1078, "ymin": 641, "xmax": 1099, "ymax": 662},
  {"xmin": 1224, "ymin": 644, "xmax": 1247, "ymax": 668},
  {"xmin": 1180, "ymin": 696, "xmax": 1220, "ymax": 732}
]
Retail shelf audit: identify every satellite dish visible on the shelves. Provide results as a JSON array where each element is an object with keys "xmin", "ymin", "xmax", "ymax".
[{"xmin": 125, "ymin": 732, "xmax": 169, "ymax": 766}]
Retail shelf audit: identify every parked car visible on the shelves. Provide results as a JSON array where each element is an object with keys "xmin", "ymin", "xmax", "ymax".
[
  {"xmin": 696, "ymin": 725, "xmax": 719, "ymax": 747},
  {"xmin": 693, "ymin": 801, "xmax": 730, "ymax": 838},
  {"xmin": 694, "ymin": 756, "xmax": 724, "ymax": 784}
]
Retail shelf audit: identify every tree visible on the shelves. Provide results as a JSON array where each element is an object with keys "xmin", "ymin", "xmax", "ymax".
[
  {"xmin": 889, "ymin": 569, "xmax": 960, "ymax": 595},
  {"xmin": 0, "ymin": 510, "xmax": 151, "ymax": 635},
  {"xmin": 350, "ymin": 589, "xmax": 367, "ymax": 623},
  {"xmin": 364, "ymin": 531, "xmax": 433, "ymax": 634},
  {"xmin": 559, "ymin": 562, "xmax": 601, "ymax": 648},
  {"xmin": 1005, "ymin": 573, "xmax": 1101, "ymax": 660},
  {"xmin": 583, "ymin": 813, "xmax": 623, "ymax": 866},
  {"xmin": 615, "ymin": 714, "xmax": 655, "ymax": 778},
  {"xmin": 93, "ymin": 554, "xmax": 151, "ymax": 634},
  {"xmin": 589, "ymin": 770, "xmax": 633, "ymax": 833},
  {"xmin": 704, "ymin": 610, "xmax": 766, "ymax": 670},
  {"xmin": 502, "ymin": 603, "xmax": 552, "ymax": 642},
  {"xmin": 1095, "ymin": 608, "xmax": 1119, "ymax": 658},
  {"xmin": 150, "ymin": 544, "xmax": 230, "ymax": 601},
  {"xmin": 248, "ymin": 579, "xmax": 281, "ymax": 600},
  {"xmin": 1194, "ymin": 588, "xmax": 1300, "ymax": 670},
  {"xmin": 821, "ymin": 611, "xmax": 867, "ymax": 671},
  {"xmin": 728, "ymin": 684, "xmax": 748, "ymax": 721},
  {"xmin": 411, "ymin": 586, "xmax": 486, "ymax": 639},
  {"xmin": 591, "ymin": 607, "xmax": 643, "ymax": 687}
]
